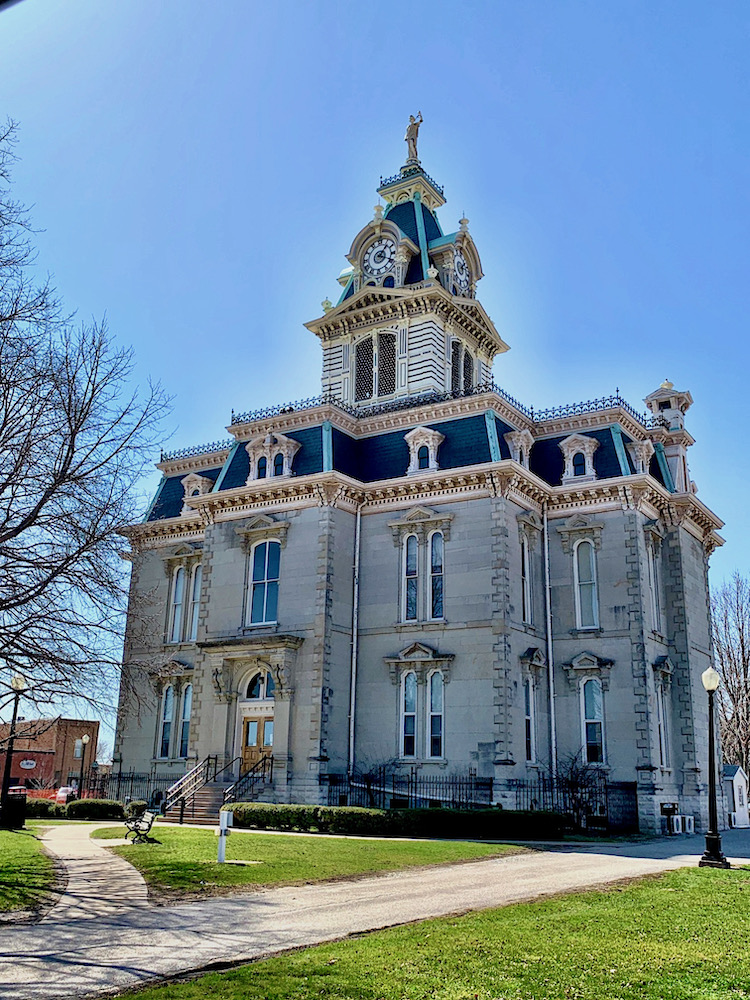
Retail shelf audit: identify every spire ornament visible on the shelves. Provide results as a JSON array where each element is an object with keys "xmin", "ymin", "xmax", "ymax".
[{"xmin": 404, "ymin": 112, "xmax": 423, "ymax": 164}]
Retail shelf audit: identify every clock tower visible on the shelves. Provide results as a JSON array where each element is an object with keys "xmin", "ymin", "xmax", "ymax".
[{"xmin": 306, "ymin": 121, "xmax": 509, "ymax": 407}]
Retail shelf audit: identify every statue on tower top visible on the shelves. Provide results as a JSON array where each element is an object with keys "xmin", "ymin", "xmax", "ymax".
[{"xmin": 404, "ymin": 112, "xmax": 423, "ymax": 163}]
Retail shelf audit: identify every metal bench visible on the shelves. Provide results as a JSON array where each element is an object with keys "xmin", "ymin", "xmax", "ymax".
[{"xmin": 124, "ymin": 809, "xmax": 157, "ymax": 844}]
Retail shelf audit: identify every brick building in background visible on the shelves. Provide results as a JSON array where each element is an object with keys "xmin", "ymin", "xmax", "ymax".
[{"xmin": 0, "ymin": 718, "xmax": 100, "ymax": 789}]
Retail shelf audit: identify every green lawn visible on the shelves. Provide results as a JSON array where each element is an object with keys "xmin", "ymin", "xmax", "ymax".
[
  {"xmin": 0, "ymin": 829, "xmax": 56, "ymax": 913},
  {"xmin": 114, "ymin": 865, "xmax": 750, "ymax": 1000},
  {"xmin": 91, "ymin": 825, "xmax": 518, "ymax": 896}
]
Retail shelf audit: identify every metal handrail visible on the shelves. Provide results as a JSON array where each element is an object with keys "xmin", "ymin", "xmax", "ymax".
[
  {"xmin": 224, "ymin": 755, "xmax": 274, "ymax": 804},
  {"xmin": 212, "ymin": 756, "xmax": 242, "ymax": 784},
  {"xmin": 165, "ymin": 754, "xmax": 218, "ymax": 814}
]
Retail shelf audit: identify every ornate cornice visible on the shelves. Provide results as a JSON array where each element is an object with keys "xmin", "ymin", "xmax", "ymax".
[{"xmin": 157, "ymin": 448, "xmax": 231, "ymax": 477}]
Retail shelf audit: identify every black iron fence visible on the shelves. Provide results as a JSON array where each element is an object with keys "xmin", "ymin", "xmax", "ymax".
[
  {"xmin": 508, "ymin": 774, "xmax": 638, "ymax": 833},
  {"xmin": 327, "ymin": 768, "xmax": 494, "ymax": 811},
  {"xmin": 79, "ymin": 769, "xmax": 178, "ymax": 809}
]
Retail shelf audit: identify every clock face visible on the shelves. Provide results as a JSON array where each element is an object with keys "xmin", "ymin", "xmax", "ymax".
[
  {"xmin": 453, "ymin": 249, "xmax": 470, "ymax": 292},
  {"xmin": 363, "ymin": 238, "xmax": 397, "ymax": 277}
]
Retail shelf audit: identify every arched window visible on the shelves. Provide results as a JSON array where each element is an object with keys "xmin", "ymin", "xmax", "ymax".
[
  {"xmin": 159, "ymin": 685, "xmax": 174, "ymax": 759},
  {"xmin": 188, "ymin": 565, "xmax": 202, "ymax": 641},
  {"xmin": 169, "ymin": 568, "xmax": 186, "ymax": 643},
  {"xmin": 402, "ymin": 672, "xmax": 417, "ymax": 757},
  {"xmin": 428, "ymin": 671, "xmax": 444, "ymax": 758},
  {"xmin": 582, "ymin": 678, "xmax": 604, "ymax": 763},
  {"xmin": 430, "ymin": 531, "xmax": 444, "ymax": 619},
  {"xmin": 463, "ymin": 350, "xmax": 473, "ymax": 392},
  {"xmin": 657, "ymin": 685, "xmax": 670, "ymax": 768},
  {"xmin": 248, "ymin": 541, "xmax": 281, "ymax": 624},
  {"xmin": 246, "ymin": 671, "xmax": 275, "ymax": 700},
  {"xmin": 179, "ymin": 684, "xmax": 192, "ymax": 758},
  {"xmin": 383, "ymin": 275, "xmax": 395, "ymax": 288},
  {"xmin": 404, "ymin": 534, "xmax": 419, "ymax": 621},
  {"xmin": 574, "ymin": 540, "xmax": 598, "ymax": 629},
  {"xmin": 450, "ymin": 341, "xmax": 461, "ymax": 393},
  {"xmin": 524, "ymin": 678, "xmax": 536, "ymax": 763},
  {"xmin": 273, "ymin": 453, "xmax": 284, "ymax": 477},
  {"xmin": 355, "ymin": 336, "xmax": 374, "ymax": 401},
  {"xmin": 521, "ymin": 536, "xmax": 532, "ymax": 624},
  {"xmin": 377, "ymin": 332, "xmax": 396, "ymax": 396},
  {"xmin": 257, "ymin": 457, "xmax": 267, "ymax": 479},
  {"xmin": 572, "ymin": 452, "xmax": 586, "ymax": 477},
  {"xmin": 417, "ymin": 445, "xmax": 429, "ymax": 470}
]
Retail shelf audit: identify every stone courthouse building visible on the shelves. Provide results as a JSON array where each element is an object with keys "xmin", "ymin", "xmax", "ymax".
[{"xmin": 115, "ymin": 123, "xmax": 724, "ymax": 833}]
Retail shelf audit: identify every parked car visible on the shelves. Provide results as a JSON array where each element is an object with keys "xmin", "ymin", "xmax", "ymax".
[{"xmin": 55, "ymin": 786, "xmax": 76, "ymax": 804}]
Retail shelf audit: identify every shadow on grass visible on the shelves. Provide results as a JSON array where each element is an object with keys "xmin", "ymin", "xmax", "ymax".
[{"xmin": 0, "ymin": 830, "xmax": 61, "ymax": 915}]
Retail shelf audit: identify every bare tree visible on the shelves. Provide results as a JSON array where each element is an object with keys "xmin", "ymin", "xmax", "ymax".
[
  {"xmin": 712, "ymin": 572, "xmax": 750, "ymax": 773},
  {"xmin": 0, "ymin": 120, "xmax": 169, "ymax": 717}
]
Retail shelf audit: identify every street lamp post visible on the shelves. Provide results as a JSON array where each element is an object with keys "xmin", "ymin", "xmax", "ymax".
[
  {"xmin": 699, "ymin": 666, "xmax": 730, "ymax": 869},
  {"xmin": 78, "ymin": 734, "xmax": 90, "ymax": 800},
  {"xmin": 0, "ymin": 674, "xmax": 28, "ymax": 829}
]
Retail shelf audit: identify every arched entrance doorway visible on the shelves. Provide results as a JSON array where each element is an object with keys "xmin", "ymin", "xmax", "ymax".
[{"xmin": 236, "ymin": 667, "xmax": 275, "ymax": 772}]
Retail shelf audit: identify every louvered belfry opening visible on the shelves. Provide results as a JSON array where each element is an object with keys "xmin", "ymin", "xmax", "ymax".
[
  {"xmin": 463, "ymin": 349, "xmax": 473, "ymax": 392},
  {"xmin": 378, "ymin": 333, "xmax": 396, "ymax": 396},
  {"xmin": 451, "ymin": 340, "xmax": 462, "ymax": 393},
  {"xmin": 355, "ymin": 336, "xmax": 374, "ymax": 401}
]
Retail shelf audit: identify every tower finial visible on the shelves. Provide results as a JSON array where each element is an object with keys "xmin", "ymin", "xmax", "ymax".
[{"xmin": 404, "ymin": 111, "xmax": 423, "ymax": 165}]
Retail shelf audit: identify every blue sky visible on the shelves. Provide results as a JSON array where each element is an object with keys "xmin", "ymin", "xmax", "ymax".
[{"xmin": 2, "ymin": 0, "xmax": 747, "ymax": 598}]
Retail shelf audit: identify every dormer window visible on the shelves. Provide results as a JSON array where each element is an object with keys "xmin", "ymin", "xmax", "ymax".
[
  {"xmin": 245, "ymin": 432, "xmax": 301, "ymax": 482},
  {"xmin": 504, "ymin": 429, "xmax": 534, "ymax": 469},
  {"xmin": 404, "ymin": 426, "xmax": 445, "ymax": 475},
  {"xmin": 559, "ymin": 434, "xmax": 599, "ymax": 485},
  {"xmin": 180, "ymin": 473, "xmax": 214, "ymax": 515}
]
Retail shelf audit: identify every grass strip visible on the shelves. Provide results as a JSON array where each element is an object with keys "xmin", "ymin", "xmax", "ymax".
[
  {"xmin": 91, "ymin": 825, "xmax": 517, "ymax": 895},
  {"xmin": 114, "ymin": 865, "xmax": 750, "ymax": 999},
  {"xmin": 0, "ymin": 829, "xmax": 56, "ymax": 912}
]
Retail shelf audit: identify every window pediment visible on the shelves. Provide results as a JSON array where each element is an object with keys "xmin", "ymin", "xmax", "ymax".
[
  {"xmin": 160, "ymin": 543, "xmax": 202, "ymax": 575},
  {"xmin": 556, "ymin": 513, "xmax": 603, "ymax": 553},
  {"xmin": 385, "ymin": 642, "xmax": 454, "ymax": 684},
  {"xmin": 180, "ymin": 473, "xmax": 214, "ymax": 515},
  {"xmin": 245, "ymin": 432, "xmax": 301, "ymax": 482},
  {"xmin": 520, "ymin": 647, "xmax": 547, "ymax": 672},
  {"xmin": 505, "ymin": 429, "xmax": 534, "ymax": 469},
  {"xmin": 389, "ymin": 506, "xmax": 453, "ymax": 544},
  {"xmin": 643, "ymin": 518, "xmax": 665, "ymax": 551},
  {"xmin": 627, "ymin": 438, "xmax": 655, "ymax": 475},
  {"xmin": 235, "ymin": 514, "xmax": 289, "ymax": 550},
  {"xmin": 517, "ymin": 510, "xmax": 542, "ymax": 549},
  {"xmin": 653, "ymin": 655, "xmax": 675, "ymax": 688},
  {"xmin": 562, "ymin": 651, "xmax": 613, "ymax": 689}
]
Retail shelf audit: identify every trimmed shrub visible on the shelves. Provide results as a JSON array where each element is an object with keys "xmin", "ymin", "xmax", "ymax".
[
  {"xmin": 124, "ymin": 800, "xmax": 148, "ymax": 818},
  {"xmin": 65, "ymin": 798, "xmax": 124, "ymax": 820},
  {"xmin": 221, "ymin": 802, "xmax": 563, "ymax": 840},
  {"xmin": 24, "ymin": 797, "xmax": 64, "ymax": 818}
]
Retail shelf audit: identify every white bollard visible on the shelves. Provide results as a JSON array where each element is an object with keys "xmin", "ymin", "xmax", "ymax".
[{"xmin": 216, "ymin": 809, "xmax": 233, "ymax": 863}]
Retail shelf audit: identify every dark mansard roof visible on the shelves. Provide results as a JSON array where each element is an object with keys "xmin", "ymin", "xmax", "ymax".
[{"xmin": 145, "ymin": 407, "xmax": 667, "ymax": 522}]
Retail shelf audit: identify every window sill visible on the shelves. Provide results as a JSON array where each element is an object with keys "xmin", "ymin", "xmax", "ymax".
[
  {"xmin": 242, "ymin": 622, "xmax": 279, "ymax": 631},
  {"xmin": 394, "ymin": 619, "xmax": 448, "ymax": 630},
  {"xmin": 569, "ymin": 627, "xmax": 601, "ymax": 636}
]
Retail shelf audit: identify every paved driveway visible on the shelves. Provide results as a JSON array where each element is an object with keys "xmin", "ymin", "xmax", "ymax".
[{"xmin": 1, "ymin": 824, "xmax": 748, "ymax": 1000}]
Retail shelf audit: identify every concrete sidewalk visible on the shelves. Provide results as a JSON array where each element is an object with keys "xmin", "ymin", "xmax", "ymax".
[{"xmin": 0, "ymin": 824, "xmax": 748, "ymax": 1000}]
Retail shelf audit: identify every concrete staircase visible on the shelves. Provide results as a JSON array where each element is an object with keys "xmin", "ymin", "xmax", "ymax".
[{"xmin": 161, "ymin": 781, "xmax": 233, "ymax": 826}]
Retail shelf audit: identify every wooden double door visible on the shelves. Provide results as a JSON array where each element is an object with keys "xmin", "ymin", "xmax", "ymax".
[{"xmin": 242, "ymin": 715, "xmax": 274, "ymax": 772}]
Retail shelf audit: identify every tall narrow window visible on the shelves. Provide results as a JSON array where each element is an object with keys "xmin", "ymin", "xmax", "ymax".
[
  {"xmin": 463, "ymin": 350, "xmax": 473, "ymax": 392},
  {"xmin": 575, "ymin": 540, "xmax": 598, "ymax": 629},
  {"xmin": 521, "ymin": 536, "xmax": 532, "ymax": 624},
  {"xmin": 572, "ymin": 452, "xmax": 586, "ymax": 476},
  {"xmin": 430, "ymin": 531, "xmax": 444, "ymax": 619},
  {"xmin": 428, "ymin": 671, "xmax": 444, "ymax": 758},
  {"xmin": 524, "ymin": 678, "xmax": 536, "ymax": 763},
  {"xmin": 159, "ymin": 685, "xmax": 174, "ymax": 759},
  {"xmin": 417, "ymin": 445, "xmax": 429, "ymax": 470},
  {"xmin": 648, "ymin": 547, "xmax": 661, "ymax": 631},
  {"xmin": 450, "ymin": 341, "xmax": 461, "ymax": 393},
  {"xmin": 657, "ymin": 686, "xmax": 670, "ymax": 768},
  {"xmin": 179, "ymin": 684, "xmax": 192, "ymax": 758},
  {"xmin": 402, "ymin": 672, "xmax": 417, "ymax": 757},
  {"xmin": 378, "ymin": 332, "xmax": 396, "ymax": 396},
  {"xmin": 249, "ymin": 541, "xmax": 281, "ymax": 624},
  {"xmin": 273, "ymin": 453, "xmax": 284, "ymax": 476},
  {"xmin": 73, "ymin": 739, "xmax": 83, "ymax": 759},
  {"xmin": 188, "ymin": 565, "xmax": 202, "ymax": 641},
  {"xmin": 582, "ymin": 679, "xmax": 604, "ymax": 763},
  {"xmin": 169, "ymin": 567, "xmax": 186, "ymax": 643},
  {"xmin": 355, "ymin": 336, "xmax": 374, "ymax": 401},
  {"xmin": 404, "ymin": 534, "xmax": 419, "ymax": 621},
  {"xmin": 257, "ymin": 457, "xmax": 267, "ymax": 479}
]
